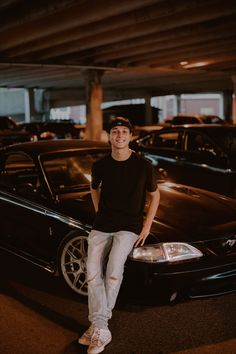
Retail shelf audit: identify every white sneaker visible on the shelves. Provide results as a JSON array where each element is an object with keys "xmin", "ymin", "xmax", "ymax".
[
  {"xmin": 88, "ymin": 327, "xmax": 112, "ymax": 354},
  {"xmin": 78, "ymin": 324, "xmax": 94, "ymax": 346}
]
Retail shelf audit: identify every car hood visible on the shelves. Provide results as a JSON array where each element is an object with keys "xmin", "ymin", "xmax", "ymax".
[
  {"xmin": 227, "ymin": 156, "xmax": 236, "ymax": 170},
  {"xmin": 58, "ymin": 182, "xmax": 236, "ymax": 243},
  {"xmin": 153, "ymin": 182, "xmax": 236, "ymax": 242}
]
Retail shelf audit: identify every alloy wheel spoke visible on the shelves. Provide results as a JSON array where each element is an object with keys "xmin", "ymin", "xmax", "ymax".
[{"xmin": 61, "ymin": 235, "xmax": 88, "ymax": 295}]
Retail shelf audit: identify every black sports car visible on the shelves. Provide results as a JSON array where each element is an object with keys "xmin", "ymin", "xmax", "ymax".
[
  {"xmin": 18, "ymin": 121, "xmax": 84, "ymax": 141},
  {"xmin": 0, "ymin": 140, "xmax": 236, "ymax": 302},
  {"xmin": 131, "ymin": 124, "xmax": 236, "ymax": 199}
]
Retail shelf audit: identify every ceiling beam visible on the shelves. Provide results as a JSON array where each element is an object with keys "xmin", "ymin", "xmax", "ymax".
[
  {"xmin": 127, "ymin": 39, "xmax": 236, "ymax": 67},
  {"xmin": 91, "ymin": 23, "xmax": 236, "ymax": 63},
  {"xmin": 0, "ymin": 0, "xmax": 216, "ymax": 57},
  {"xmin": 0, "ymin": 0, "xmax": 159, "ymax": 48},
  {"xmin": 23, "ymin": 0, "xmax": 236, "ymax": 62},
  {"xmin": 0, "ymin": 0, "xmax": 82, "ymax": 31}
]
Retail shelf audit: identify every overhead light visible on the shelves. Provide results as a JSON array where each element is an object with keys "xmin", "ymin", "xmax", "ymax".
[
  {"xmin": 180, "ymin": 61, "xmax": 188, "ymax": 65},
  {"xmin": 181, "ymin": 61, "xmax": 208, "ymax": 69}
]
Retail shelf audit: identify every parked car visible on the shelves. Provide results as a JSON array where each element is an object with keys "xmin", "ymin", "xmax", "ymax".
[
  {"xmin": 132, "ymin": 124, "xmax": 164, "ymax": 140},
  {"xmin": 18, "ymin": 121, "xmax": 85, "ymax": 141},
  {"xmin": 131, "ymin": 124, "xmax": 236, "ymax": 198},
  {"xmin": 165, "ymin": 114, "xmax": 226, "ymax": 125},
  {"xmin": 103, "ymin": 104, "xmax": 161, "ymax": 127},
  {"xmin": 0, "ymin": 115, "xmax": 32, "ymax": 146},
  {"xmin": 0, "ymin": 140, "xmax": 236, "ymax": 302}
]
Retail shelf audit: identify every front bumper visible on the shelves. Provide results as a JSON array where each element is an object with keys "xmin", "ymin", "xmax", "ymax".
[{"xmin": 122, "ymin": 259, "xmax": 236, "ymax": 302}]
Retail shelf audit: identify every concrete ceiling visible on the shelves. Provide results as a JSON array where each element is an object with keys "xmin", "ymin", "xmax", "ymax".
[{"xmin": 0, "ymin": 0, "xmax": 236, "ymax": 103}]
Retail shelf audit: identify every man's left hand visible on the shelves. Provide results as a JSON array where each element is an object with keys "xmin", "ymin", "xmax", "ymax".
[{"xmin": 134, "ymin": 226, "xmax": 150, "ymax": 247}]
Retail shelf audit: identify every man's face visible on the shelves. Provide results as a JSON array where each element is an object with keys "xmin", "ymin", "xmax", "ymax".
[{"xmin": 109, "ymin": 125, "xmax": 132, "ymax": 149}]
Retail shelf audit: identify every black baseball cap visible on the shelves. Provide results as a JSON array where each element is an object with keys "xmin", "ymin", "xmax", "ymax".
[{"xmin": 108, "ymin": 117, "xmax": 133, "ymax": 133}]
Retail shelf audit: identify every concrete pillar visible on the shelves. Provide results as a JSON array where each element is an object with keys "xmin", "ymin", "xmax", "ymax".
[
  {"xmin": 222, "ymin": 91, "xmax": 233, "ymax": 123},
  {"xmin": 23, "ymin": 88, "xmax": 46, "ymax": 122},
  {"xmin": 145, "ymin": 96, "xmax": 153, "ymax": 125},
  {"xmin": 233, "ymin": 93, "xmax": 236, "ymax": 124},
  {"xmin": 83, "ymin": 70, "xmax": 103, "ymax": 141},
  {"xmin": 43, "ymin": 90, "xmax": 51, "ymax": 121},
  {"xmin": 34, "ymin": 89, "xmax": 45, "ymax": 114},
  {"xmin": 24, "ymin": 89, "xmax": 31, "ymax": 123},
  {"xmin": 232, "ymin": 76, "xmax": 236, "ymax": 124},
  {"xmin": 218, "ymin": 92, "xmax": 224, "ymax": 120},
  {"xmin": 176, "ymin": 94, "xmax": 181, "ymax": 114},
  {"xmin": 25, "ymin": 88, "xmax": 46, "ymax": 122},
  {"xmin": 26, "ymin": 88, "xmax": 41, "ymax": 122}
]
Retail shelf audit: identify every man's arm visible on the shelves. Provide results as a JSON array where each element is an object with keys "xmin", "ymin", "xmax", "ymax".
[
  {"xmin": 134, "ymin": 188, "xmax": 160, "ymax": 247},
  {"xmin": 90, "ymin": 185, "xmax": 101, "ymax": 212}
]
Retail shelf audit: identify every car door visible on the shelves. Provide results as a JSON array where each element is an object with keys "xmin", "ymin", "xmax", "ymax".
[
  {"xmin": 0, "ymin": 152, "xmax": 64, "ymax": 261},
  {"xmin": 137, "ymin": 129, "xmax": 186, "ymax": 181},
  {"xmin": 176, "ymin": 130, "xmax": 229, "ymax": 194}
]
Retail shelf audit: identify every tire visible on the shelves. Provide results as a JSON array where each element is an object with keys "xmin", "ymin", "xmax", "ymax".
[{"xmin": 59, "ymin": 232, "xmax": 88, "ymax": 296}]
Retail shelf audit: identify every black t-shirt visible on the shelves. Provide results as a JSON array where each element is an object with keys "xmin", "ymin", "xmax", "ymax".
[{"xmin": 91, "ymin": 151, "xmax": 157, "ymax": 234}]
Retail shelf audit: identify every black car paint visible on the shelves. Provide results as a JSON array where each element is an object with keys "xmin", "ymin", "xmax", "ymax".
[
  {"xmin": 18, "ymin": 121, "xmax": 84, "ymax": 140},
  {"xmin": 0, "ymin": 139, "xmax": 235, "ymax": 301},
  {"xmin": 0, "ymin": 116, "xmax": 31, "ymax": 146},
  {"xmin": 132, "ymin": 125, "xmax": 236, "ymax": 198}
]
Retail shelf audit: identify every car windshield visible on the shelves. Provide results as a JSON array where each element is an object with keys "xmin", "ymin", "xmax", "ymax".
[
  {"xmin": 208, "ymin": 129, "xmax": 236, "ymax": 155},
  {"xmin": 41, "ymin": 149, "xmax": 165, "ymax": 194},
  {"xmin": 41, "ymin": 150, "xmax": 108, "ymax": 193},
  {"xmin": 172, "ymin": 116, "xmax": 200, "ymax": 124},
  {"xmin": 201, "ymin": 115, "xmax": 223, "ymax": 124}
]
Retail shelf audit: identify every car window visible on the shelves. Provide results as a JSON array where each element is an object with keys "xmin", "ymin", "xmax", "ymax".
[
  {"xmin": 201, "ymin": 115, "xmax": 223, "ymax": 124},
  {"xmin": 207, "ymin": 130, "xmax": 236, "ymax": 155},
  {"xmin": 42, "ymin": 151, "xmax": 106, "ymax": 193},
  {"xmin": 172, "ymin": 116, "xmax": 200, "ymax": 124},
  {"xmin": 185, "ymin": 132, "xmax": 217, "ymax": 155},
  {"xmin": 142, "ymin": 131, "xmax": 182, "ymax": 150},
  {"xmin": 1, "ymin": 153, "xmax": 39, "ymax": 189}
]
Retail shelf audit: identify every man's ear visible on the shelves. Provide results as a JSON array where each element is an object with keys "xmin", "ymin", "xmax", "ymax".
[{"xmin": 107, "ymin": 132, "xmax": 111, "ymax": 145}]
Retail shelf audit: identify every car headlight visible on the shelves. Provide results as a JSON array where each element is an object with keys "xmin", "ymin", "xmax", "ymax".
[{"xmin": 129, "ymin": 242, "xmax": 203, "ymax": 263}]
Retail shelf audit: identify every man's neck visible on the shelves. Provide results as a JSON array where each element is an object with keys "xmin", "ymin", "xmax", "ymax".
[{"xmin": 111, "ymin": 147, "xmax": 132, "ymax": 161}]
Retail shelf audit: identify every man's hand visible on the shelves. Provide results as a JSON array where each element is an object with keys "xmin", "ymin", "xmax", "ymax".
[{"xmin": 134, "ymin": 224, "xmax": 150, "ymax": 247}]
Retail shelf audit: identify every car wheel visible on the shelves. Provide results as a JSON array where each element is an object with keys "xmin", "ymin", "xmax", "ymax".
[{"xmin": 59, "ymin": 233, "xmax": 88, "ymax": 296}]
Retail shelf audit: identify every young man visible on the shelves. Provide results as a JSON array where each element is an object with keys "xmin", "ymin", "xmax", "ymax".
[{"xmin": 79, "ymin": 117, "xmax": 160, "ymax": 354}]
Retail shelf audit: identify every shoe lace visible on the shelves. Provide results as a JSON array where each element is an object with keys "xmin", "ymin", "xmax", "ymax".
[{"xmin": 91, "ymin": 328, "xmax": 102, "ymax": 345}]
